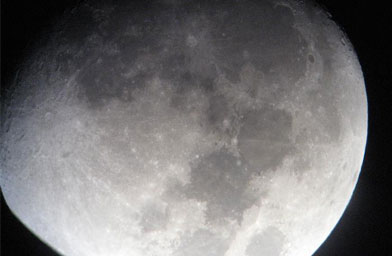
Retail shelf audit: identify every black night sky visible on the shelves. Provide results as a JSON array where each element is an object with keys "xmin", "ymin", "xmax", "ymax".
[{"xmin": 1, "ymin": 0, "xmax": 391, "ymax": 255}]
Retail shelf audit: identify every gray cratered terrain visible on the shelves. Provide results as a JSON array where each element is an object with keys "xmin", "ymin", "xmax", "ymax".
[{"xmin": 0, "ymin": 0, "xmax": 367, "ymax": 255}]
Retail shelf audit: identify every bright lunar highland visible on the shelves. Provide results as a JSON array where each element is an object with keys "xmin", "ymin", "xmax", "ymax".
[{"xmin": 0, "ymin": 0, "xmax": 367, "ymax": 255}]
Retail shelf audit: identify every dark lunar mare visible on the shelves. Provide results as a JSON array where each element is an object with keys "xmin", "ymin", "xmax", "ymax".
[
  {"xmin": 61, "ymin": 0, "xmax": 308, "ymax": 228},
  {"xmin": 41, "ymin": 0, "xmax": 309, "ymax": 111},
  {"xmin": 178, "ymin": 149, "xmax": 258, "ymax": 224}
]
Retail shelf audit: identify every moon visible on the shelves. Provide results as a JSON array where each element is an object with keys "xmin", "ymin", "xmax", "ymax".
[{"xmin": 0, "ymin": 0, "xmax": 367, "ymax": 255}]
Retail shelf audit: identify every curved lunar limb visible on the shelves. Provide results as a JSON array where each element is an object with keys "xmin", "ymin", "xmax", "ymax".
[{"xmin": 0, "ymin": 0, "xmax": 367, "ymax": 255}]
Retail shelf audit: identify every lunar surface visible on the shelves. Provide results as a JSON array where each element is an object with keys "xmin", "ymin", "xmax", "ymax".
[{"xmin": 1, "ymin": 0, "xmax": 367, "ymax": 255}]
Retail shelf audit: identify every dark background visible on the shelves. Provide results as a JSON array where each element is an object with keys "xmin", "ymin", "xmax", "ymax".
[{"xmin": 1, "ymin": 0, "xmax": 391, "ymax": 255}]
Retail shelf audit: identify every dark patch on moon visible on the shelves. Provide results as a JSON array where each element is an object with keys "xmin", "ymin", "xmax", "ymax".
[
  {"xmin": 61, "ymin": 152, "xmax": 71, "ymax": 158},
  {"xmin": 207, "ymin": 95, "xmax": 233, "ymax": 133},
  {"xmin": 245, "ymin": 226, "xmax": 285, "ymax": 256},
  {"xmin": 180, "ymin": 149, "xmax": 259, "ymax": 224},
  {"xmin": 210, "ymin": 1, "xmax": 308, "ymax": 86},
  {"xmin": 77, "ymin": 55, "xmax": 140, "ymax": 108},
  {"xmin": 61, "ymin": 0, "xmax": 310, "ymax": 111},
  {"xmin": 159, "ymin": 52, "xmax": 217, "ymax": 93},
  {"xmin": 308, "ymin": 54, "xmax": 315, "ymax": 63},
  {"xmin": 238, "ymin": 107, "xmax": 295, "ymax": 171}
]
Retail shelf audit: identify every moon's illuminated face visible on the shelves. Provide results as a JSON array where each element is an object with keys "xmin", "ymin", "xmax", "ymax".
[{"xmin": 0, "ymin": 0, "xmax": 367, "ymax": 255}]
